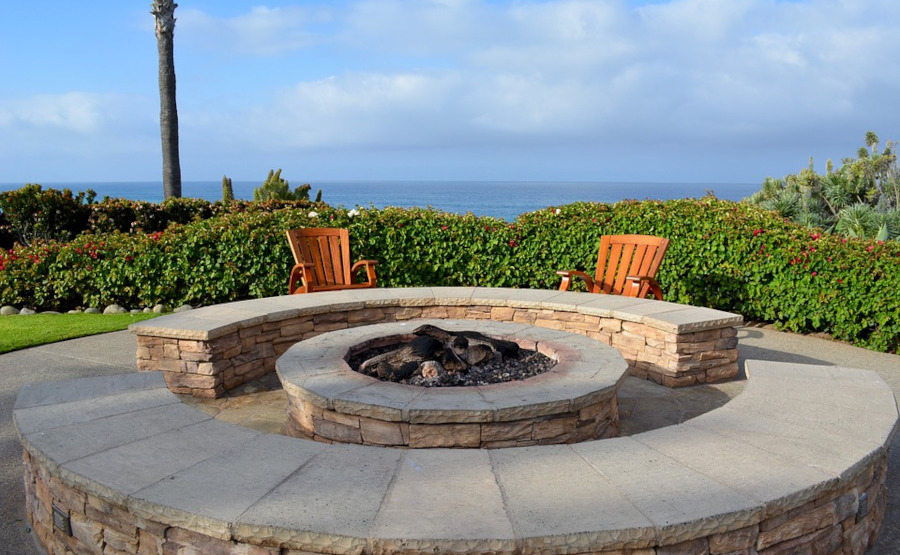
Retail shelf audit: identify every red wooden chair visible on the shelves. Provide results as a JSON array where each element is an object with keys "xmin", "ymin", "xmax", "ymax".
[
  {"xmin": 556, "ymin": 234, "xmax": 669, "ymax": 300},
  {"xmin": 285, "ymin": 228, "xmax": 378, "ymax": 294}
]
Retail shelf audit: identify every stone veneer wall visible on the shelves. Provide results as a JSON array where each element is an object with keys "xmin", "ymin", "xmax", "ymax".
[
  {"xmin": 136, "ymin": 301, "xmax": 740, "ymax": 398},
  {"xmin": 285, "ymin": 390, "xmax": 619, "ymax": 448},
  {"xmin": 22, "ymin": 446, "xmax": 887, "ymax": 555}
]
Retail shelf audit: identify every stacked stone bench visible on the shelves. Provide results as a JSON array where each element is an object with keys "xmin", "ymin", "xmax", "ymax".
[
  {"xmin": 130, "ymin": 287, "xmax": 744, "ymax": 397},
  {"xmin": 15, "ymin": 360, "xmax": 897, "ymax": 554}
]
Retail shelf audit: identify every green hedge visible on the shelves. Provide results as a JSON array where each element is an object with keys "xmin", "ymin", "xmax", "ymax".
[
  {"xmin": 0, "ymin": 184, "xmax": 322, "ymax": 248},
  {"xmin": 1, "ymin": 198, "xmax": 898, "ymax": 352}
]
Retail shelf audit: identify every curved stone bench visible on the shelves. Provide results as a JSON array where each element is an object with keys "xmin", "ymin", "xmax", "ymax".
[
  {"xmin": 15, "ymin": 360, "xmax": 897, "ymax": 554},
  {"xmin": 130, "ymin": 287, "xmax": 744, "ymax": 397}
]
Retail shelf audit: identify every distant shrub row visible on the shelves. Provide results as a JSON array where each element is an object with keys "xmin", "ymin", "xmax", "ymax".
[
  {"xmin": 0, "ymin": 184, "xmax": 320, "ymax": 249},
  {"xmin": 1, "ymin": 197, "xmax": 898, "ymax": 353}
]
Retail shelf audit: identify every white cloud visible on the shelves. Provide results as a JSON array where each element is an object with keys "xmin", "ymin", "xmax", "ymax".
[
  {"xmin": 4, "ymin": 0, "xmax": 900, "ymax": 183},
  {"xmin": 0, "ymin": 93, "xmax": 113, "ymax": 134},
  {"xmin": 177, "ymin": 6, "xmax": 333, "ymax": 56}
]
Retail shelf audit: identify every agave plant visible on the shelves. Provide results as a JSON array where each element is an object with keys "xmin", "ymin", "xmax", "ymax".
[
  {"xmin": 759, "ymin": 189, "xmax": 801, "ymax": 219},
  {"xmin": 834, "ymin": 203, "xmax": 878, "ymax": 239},
  {"xmin": 746, "ymin": 131, "xmax": 899, "ymax": 240}
]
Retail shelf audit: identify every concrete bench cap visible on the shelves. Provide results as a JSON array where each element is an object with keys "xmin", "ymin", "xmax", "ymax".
[{"xmin": 128, "ymin": 287, "xmax": 743, "ymax": 341}]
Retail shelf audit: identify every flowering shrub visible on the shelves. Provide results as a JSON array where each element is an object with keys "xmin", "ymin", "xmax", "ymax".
[
  {"xmin": 1, "ymin": 198, "xmax": 899, "ymax": 352},
  {"xmin": 0, "ymin": 184, "xmax": 95, "ymax": 246}
]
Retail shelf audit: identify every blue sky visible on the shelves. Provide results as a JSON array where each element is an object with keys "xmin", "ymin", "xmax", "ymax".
[{"xmin": 1, "ymin": 0, "xmax": 898, "ymax": 185}]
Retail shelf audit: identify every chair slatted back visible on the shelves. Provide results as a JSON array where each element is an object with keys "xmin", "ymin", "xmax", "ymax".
[
  {"xmin": 286, "ymin": 228, "xmax": 352, "ymax": 288},
  {"xmin": 594, "ymin": 235, "xmax": 670, "ymax": 297}
]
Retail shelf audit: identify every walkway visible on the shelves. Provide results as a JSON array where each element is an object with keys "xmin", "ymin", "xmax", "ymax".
[{"xmin": 1, "ymin": 325, "xmax": 898, "ymax": 554}]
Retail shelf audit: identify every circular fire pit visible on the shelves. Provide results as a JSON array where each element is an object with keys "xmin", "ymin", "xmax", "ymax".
[{"xmin": 277, "ymin": 319, "xmax": 629, "ymax": 448}]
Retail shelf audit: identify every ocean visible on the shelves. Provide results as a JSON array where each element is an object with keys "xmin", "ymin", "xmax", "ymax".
[{"xmin": 0, "ymin": 180, "xmax": 760, "ymax": 222}]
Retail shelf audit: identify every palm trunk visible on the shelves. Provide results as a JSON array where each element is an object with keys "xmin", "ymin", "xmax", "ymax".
[{"xmin": 152, "ymin": 0, "xmax": 182, "ymax": 199}]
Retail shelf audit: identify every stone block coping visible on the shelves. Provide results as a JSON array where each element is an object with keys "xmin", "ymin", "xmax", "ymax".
[
  {"xmin": 130, "ymin": 287, "xmax": 745, "ymax": 396},
  {"xmin": 15, "ymin": 360, "xmax": 898, "ymax": 554}
]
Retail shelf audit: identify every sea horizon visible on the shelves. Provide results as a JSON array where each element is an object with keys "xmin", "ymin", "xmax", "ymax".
[{"xmin": 0, "ymin": 180, "xmax": 760, "ymax": 222}]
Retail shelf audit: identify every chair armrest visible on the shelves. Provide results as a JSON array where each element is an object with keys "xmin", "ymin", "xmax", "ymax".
[
  {"xmin": 351, "ymin": 260, "xmax": 379, "ymax": 287},
  {"xmin": 556, "ymin": 270, "xmax": 595, "ymax": 292},
  {"xmin": 288, "ymin": 262, "xmax": 315, "ymax": 294},
  {"xmin": 625, "ymin": 275, "xmax": 663, "ymax": 300}
]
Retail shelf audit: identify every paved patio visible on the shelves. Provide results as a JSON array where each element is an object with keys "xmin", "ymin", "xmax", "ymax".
[{"xmin": 1, "ymin": 324, "xmax": 898, "ymax": 554}]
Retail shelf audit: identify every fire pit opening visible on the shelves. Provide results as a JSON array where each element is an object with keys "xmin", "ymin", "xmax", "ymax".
[{"xmin": 346, "ymin": 324, "xmax": 557, "ymax": 387}]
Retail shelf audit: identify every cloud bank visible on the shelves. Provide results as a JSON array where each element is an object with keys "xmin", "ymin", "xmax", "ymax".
[{"xmin": 2, "ymin": 0, "xmax": 899, "ymax": 183}]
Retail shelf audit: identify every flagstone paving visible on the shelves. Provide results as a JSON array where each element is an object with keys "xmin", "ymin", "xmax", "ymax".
[{"xmin": 179, "ymin": 371, "xmax": 746, "ymax": 438}]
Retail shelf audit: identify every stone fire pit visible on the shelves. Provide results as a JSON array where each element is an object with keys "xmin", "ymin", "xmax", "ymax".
[{"xmin": 278, "ymin": 319, "xmax": 629, "ymax": 448}]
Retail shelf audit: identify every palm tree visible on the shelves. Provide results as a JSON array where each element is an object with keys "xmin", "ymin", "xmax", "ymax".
[{"xmin": 151, "ymin": 0, "xmax": 182, "ymax": 199}]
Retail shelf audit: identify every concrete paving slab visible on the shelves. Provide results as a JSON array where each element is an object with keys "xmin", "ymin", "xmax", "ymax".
[
  {"xmin": 571, "ymin": 437, "xmax": 762, "ymax": 546},
  {"xmin": 130, "ymin": 433, "xmax": 326, "ymax": 540},
  {"xmin": 370, "ymin": 449, "xmax": 514, "ymax": 548},
  {"xmin": 234, "ymin": 443, "xmax": 401, "ymax": 553},
  {"xmin": 470, "ymin": 286, "xmax": 559, "ymax": 307},
  {"xmin": 340, "ymin": 288, "xmax": 428, "ymax": 305},
  {"xmin": 404, "ymin": 386, "xmax": 495, "ymax": 423},
  {"xmin": 539, "ymin": 292, "xmax": 622, "ymax": 313},
  {"xmin": 634, "ymin": 424, "xmax": 839, "ymax": 515},
  {"xmin": 13, "ymin": 371, "xmax": 165, "ymax": 409},
  {"xmin": 288, "ymin": 370, "xmax": 372, "ymax": 410},
  {"xmin": 573, "ymin": 294, "xmax": 650, "ymax": 317},
  {"xmin": 647, "ymin": 306, "xmax": 744, "ymax": 333},
  {"xmin": 726, "ymin": 367, "xmax": 899, "ymax": 444},
  {"xmin": 686, "ymin": 407, "xmax": 889, "ymax": 478},
  {"xmin": 14, "ymin": 386, "xmax": 179, "ymax": 435},
  {"xmin": 129, "ymin": 312, "xmax": 246, "ymax": 340},
  {"xmin": 209, "ymin": 297, "xmax": 307, "ymax": 321},
  {"xmin": 332, "ymin": 381, "xmax": 421, "ymax": 421},
  {"xmin": 21, "ymin": 402, "xmax": 211, "ymax": 464},
  {"xmin": 489, "ymin": 444, "xmax": 656, "ymax": 551},
  {"xmin": 609, "ymin": 300, "xmax": 687, "ymax": 323},
  {"xmin": 63, "ymin": 419, "xmax": 260, "ymax": 504}
]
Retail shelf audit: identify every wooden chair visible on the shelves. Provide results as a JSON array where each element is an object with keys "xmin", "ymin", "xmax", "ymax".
[
  {"xmin": 285, "ymin": 228, "xmax": 378, "ymax": 294},
  {"xmin": 556, "ymin": 234, "xmax": 669, "ymax": 300}
]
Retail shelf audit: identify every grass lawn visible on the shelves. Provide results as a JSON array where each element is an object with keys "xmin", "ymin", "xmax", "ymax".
[{"xmin": 0, "ymin": 312, "xmax": 161, "ymax": 354}]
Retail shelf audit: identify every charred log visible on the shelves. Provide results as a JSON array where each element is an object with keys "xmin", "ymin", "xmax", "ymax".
[{"xmin": 350, "ymin": 326, "xmax": 551, "ymax": 387}]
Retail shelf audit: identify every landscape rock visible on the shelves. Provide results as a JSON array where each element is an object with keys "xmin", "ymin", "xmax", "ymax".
[
  {"xmin": 19, "ymin": 308, "xmax": 36, "ymax": 315},
  {"xmin": 84, "ymin": 308, "xmax": 101, "ymax": 314},
  {"xmin": 103, "ymin": 304, "xmax": 127, "ymax": 315},
  {"xmin": 174, "ymin": 304, "xmax": 193, "ymax": 313},
  {"xmin": 0, "ymin": 306, "xmax": 19, "ymax": 316},
  {"xmin": 153, "ymin": 304, "xmax": 167, "ymax": 314},
  {"xmin": 130, "ymin": 309, "xmax": 142, "ymax": 314}
]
